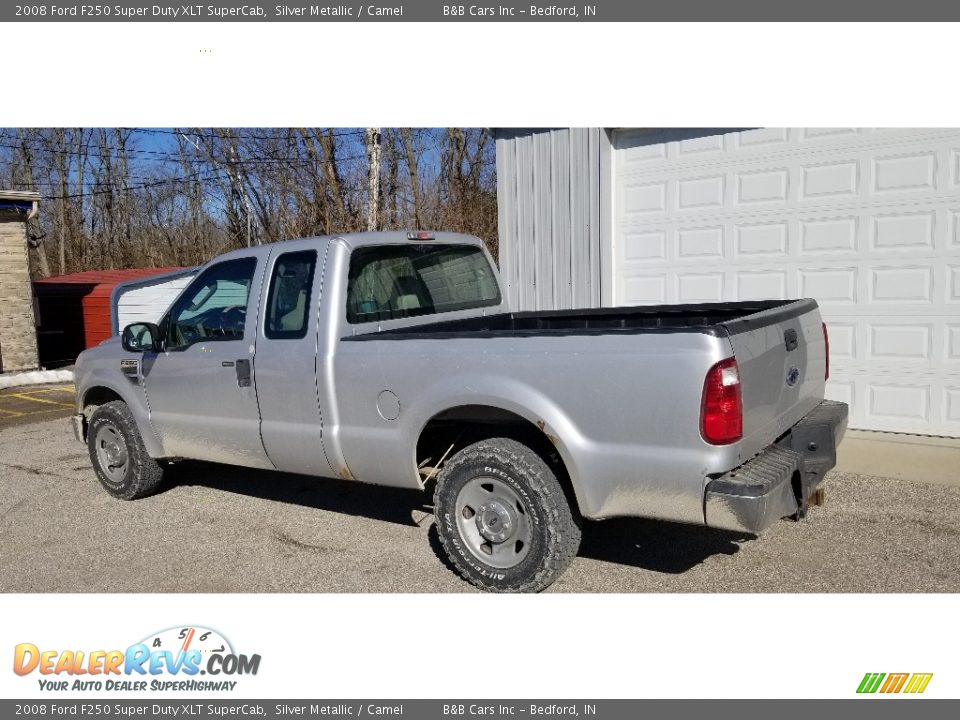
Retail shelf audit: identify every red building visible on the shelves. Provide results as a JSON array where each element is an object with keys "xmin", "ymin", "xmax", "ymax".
[{"xmin": 33, "ymin": 268, "xmax": 181, "ymax": 367}]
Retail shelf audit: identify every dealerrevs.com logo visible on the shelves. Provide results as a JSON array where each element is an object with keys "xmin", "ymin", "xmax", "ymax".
[{"xmin": 13, "ymin": 626, "xmax": 261, "ymax": 692}]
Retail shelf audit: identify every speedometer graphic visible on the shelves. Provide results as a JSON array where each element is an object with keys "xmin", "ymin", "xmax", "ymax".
[{"xmin": 139, "ymin": 626, "xmax": 234, "ymax": 659}]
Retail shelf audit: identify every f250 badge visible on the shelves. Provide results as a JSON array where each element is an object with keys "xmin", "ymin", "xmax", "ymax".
[
  {"xmin": 120, "ymin": 359, "xmax": 140, "ymax": 378},
  {"xmin": 786, "ymin": 367, "xmax": 800, "ymax": 387}
]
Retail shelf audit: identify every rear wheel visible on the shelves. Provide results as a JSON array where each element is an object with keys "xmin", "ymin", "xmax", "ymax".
[
  {"xmin": 434, "ymin": 437, "xmax": 581, "ymax": 592},
  {"xmin": 87, "ymin": 400, "xmax": 164, "ymax": 500}
]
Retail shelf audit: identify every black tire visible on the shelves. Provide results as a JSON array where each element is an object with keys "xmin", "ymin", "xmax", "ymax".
[
  {"xmin": 87, "ymin": 400, "xmax": 164, "ymax": 500},
  {"xmin": 434, "ymin": 437, "xmax": 581, "ymax": 593}
]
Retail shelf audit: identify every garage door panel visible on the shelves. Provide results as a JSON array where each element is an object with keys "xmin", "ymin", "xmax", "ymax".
[
  {"xmin": 869, "ymin": 324, "xmax": 933, "ymax": 361},
  {"xmin": 678, "ymin": 133, "xmax": 726, "ymax": 156},
  {"xmin": 870, "ymin": 265, "xmax": 933, "ymax": 303},
  {"xmin": 735, "ymin": 221, "xmax": 788, "ymax": 256},
  {"xmin": 947, "ymin": 387, "xmax": 960, "ymax": 427},
  {"xmin": 800, "ymin": 128, "xmax": 861, "ymax": 141},
  {"xmin": 868, "ymin": 383, "xmax": 931, "ymax": 424},
  {"xmin": 871, "ymin": 210, "xmax": 935, "ymax": 250},
  {"xmin": 824, "ymin": 322, "xmax": 858, "ymax": 361},
  {"xmin": 949, "ymin": 264, "xmax": 960, "ymax": 301},
  {"xmin": 802, "ymin": 160, "xmax": 859, "ymax": 199},
  {"xmin": 800, "ymin": 216, "xmax": 859, "ymax": 253},
  {"xmin": 623, "ymin": 275, "xmax": 667, "ymax": 305},
  {"xmin": 825, "ymin": 379, "xmax": 854, "ymax": 407},
  {"xmin": 736, "ymin": 168, "xmax": 789, "ymax": 205},
  {"xmin": 949, "ymin": 325, "xmax": 960, "ymax": 362},
  {"xmin": 734, "ymin": 270, "xmax": 788, "ymax": 301},
  {"xmin": 677, "ymin": 226, "xmax": 723, "ymax": 258},
  {"xmin": 613, "ymin": 127, "xmax": 960, "ymax": 436},
  {"xmin": 677, "ymin": 175, "xmax": 725, "ymax": 210},
  {"xmin": 676, "ymin": 272, "xmax": 724, "ymax": 303},
  {"xmin": 873, "ymin": 152, "xmax": 937, "ymax": 194},
  {"xmin": 735, "ymin": 128, "xmax": 790, "ymax": 148}
]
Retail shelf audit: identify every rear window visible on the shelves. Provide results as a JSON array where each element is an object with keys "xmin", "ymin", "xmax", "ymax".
[{"xmin": 346, "ymin": 243, "xmax": 500, "ymax": 324}]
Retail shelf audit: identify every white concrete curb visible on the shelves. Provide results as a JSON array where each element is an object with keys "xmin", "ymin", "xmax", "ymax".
[{"xmin": 0, "ymin": 368, "xmax": 74, "ymax": 390}]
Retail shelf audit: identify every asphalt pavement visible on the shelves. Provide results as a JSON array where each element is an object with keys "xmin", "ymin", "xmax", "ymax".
[
  {"xmin": 1, "ymin": 399, "xmax": 958, "ymax": 593},
  {"xmin": 0, "ymin": 384, "xmax": 76, "ymax": 430}
]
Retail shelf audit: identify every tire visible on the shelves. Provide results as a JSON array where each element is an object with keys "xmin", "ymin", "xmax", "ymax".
[
  {"xmin": 87, "ymin": 400, "xmax": 164, "ymax": 500},
  {"xmin": 434, "ymin": 437, "xmax": 581, "ymax": 593}
]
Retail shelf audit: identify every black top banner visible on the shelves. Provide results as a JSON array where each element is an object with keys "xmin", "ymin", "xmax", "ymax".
[{"xmin": 2, "ymin": 0, "xmax": 953, "ymax": 21}]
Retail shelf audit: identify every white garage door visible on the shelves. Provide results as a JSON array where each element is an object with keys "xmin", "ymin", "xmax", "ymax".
[{"xmin": 611, "ymin": 128, "xmax": 960, "ymax": 437}]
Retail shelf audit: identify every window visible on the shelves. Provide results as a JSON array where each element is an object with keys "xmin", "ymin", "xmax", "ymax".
[
  {"xmin": 265, "ymin": 250, "xmax": 317, "ymax": 339},
  {"xmin": 165, "ymin": 257, "xmax": 257, "ymax": 350},
  {"xmin": 346, "ymin": 244, "xmax": 500, "ymax": 323}
]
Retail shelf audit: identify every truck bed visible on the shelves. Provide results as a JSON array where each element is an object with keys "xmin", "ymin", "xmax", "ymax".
[{"xmin": 347, "ymin": 298, "xmax": 817, "ymax": 339}]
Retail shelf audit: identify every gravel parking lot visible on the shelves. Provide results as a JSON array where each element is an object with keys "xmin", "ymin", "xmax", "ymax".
[{"xmin": 1, "ymin": 391, "xmax": 958, "ymax": 593}]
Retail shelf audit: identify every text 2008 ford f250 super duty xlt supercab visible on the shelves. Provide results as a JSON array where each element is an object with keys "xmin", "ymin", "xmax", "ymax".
[{"xmin": 73, "ymin": 231, "xmax": 847, "ymax": 592}]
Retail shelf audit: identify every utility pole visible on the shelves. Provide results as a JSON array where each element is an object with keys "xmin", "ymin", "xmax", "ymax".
[{"xmin": 365, "ymin": 127, "xmax": 381, "ymax": 231}]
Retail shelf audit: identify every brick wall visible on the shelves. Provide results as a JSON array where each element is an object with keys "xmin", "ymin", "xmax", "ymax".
[{"xmin": 0, "ymin": 218, "xmax": 39, "ymax": 372}]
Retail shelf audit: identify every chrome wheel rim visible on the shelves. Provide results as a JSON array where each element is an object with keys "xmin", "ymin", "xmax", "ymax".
[
  {"xmin": 95, "ymin": 423, "xmax": 129, "ymax": 486},
  {"xmin": 455, "ymin": 476, "xmax": 532, "ymax": 569}
]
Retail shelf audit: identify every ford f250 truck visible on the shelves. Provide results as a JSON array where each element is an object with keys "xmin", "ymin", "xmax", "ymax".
[{"xmin": 73, "ymin": 231, "xmax": 847, "ymax": 592}]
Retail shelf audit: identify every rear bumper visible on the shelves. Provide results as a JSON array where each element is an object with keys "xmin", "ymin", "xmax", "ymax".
[{"xmin": 704, "ymin": 400, "xmax": 848, "ymax": 533}]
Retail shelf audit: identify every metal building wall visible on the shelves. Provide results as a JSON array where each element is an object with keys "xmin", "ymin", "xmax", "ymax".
[{"xmin": 495, "ymin": 128, "xmax": 604, "ymax": 311}]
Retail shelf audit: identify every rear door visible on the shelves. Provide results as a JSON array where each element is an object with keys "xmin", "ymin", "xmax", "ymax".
[
  {"xmin": 724, "ymin": 300, "xmax": 827, "ymax": 459},
  {"xmin": 252, "ymin": 246, "xmax": 333, "ymax": 476},
  {"xmin": 142, "ymin": 253, "xmax": 273, "ymax": 469}
]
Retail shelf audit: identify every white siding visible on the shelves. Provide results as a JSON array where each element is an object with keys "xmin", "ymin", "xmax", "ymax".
[
  {"xmin": 495, "ymin": 128, "xmax": 603, "ymax": 311},
  {"xmin": 610, "ymin": 128, "xmax": 960, "ymax": 436},
  {"xmin": 115, "ymin": 272, "xmax": 196, "ymax": 331}
]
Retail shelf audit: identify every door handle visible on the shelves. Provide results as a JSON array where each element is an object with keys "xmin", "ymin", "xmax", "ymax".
[
  {"xmin": 235, "ymin": 359, "xmax": 252, "ymax": 387},
  {"xmin": 784, "ymin": 328, "xmax": 798, "ymax": 352}
]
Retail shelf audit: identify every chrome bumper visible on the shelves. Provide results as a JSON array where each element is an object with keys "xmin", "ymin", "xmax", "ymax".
[
  {"xmin": 71, "ymin": 413, "xmax": 85, "ymax": 444},
  {"xmin": 704, "ymin": 400, "xmax": 849, "ymax": 534}
]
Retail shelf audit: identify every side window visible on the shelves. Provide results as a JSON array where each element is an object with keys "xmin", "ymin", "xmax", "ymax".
[
  {"xmin": 264, "ymin": 250, "xmax": 317, "ymax": 339},
  {"xmin": 346, "ymin": 244, "xmax": 500, "ymax": 323},
  {"xmin": 165, "ymin": 257, "xmax": 257, "ymax": 350}
]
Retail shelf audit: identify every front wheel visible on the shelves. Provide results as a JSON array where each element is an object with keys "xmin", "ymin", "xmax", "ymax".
[
  {"xmin": 87, "ymin": 400, "xmax": 165, "ymax": 500},
  {"xmin": 434, "ymin": 437, "xmax": 581, "ymax": 593}
]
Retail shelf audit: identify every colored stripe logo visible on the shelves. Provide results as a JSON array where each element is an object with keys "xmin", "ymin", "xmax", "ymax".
[{"xmin": 857, "ymin": 672, "xmax": 933, "ymax": 694}]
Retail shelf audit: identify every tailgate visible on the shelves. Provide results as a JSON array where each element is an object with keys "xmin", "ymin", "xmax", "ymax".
[{"xmin": 722, "ymin": 299, "xmax": 827, "ymax": 460}]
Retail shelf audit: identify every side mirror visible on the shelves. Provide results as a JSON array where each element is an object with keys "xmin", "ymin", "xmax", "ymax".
[{"xmin": 121, "ymin": 322, "xmax": 161, "ymax": 353}]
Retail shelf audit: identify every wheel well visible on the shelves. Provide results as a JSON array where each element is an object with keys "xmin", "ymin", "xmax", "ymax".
[
  {"xmin": 416, "ymin": 405, "xmax": 581, "ymax": 515},
  {"xmin": 78, "ymin": 386, "xmax": 125, "ymax": 440},
  {"xmin": 82, "ymin": 386, "xmax": 124, "ymax": 413}
]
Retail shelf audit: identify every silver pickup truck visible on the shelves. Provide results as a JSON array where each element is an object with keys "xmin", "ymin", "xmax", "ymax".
[{"xmin": 73, "ymin": 231, "xmax": 847, "ymax": 592}]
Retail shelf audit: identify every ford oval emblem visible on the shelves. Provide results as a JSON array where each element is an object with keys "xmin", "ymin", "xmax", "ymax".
[{"xmin": 786, "ymin": 367, "xmax": 800, "ymax": 387}]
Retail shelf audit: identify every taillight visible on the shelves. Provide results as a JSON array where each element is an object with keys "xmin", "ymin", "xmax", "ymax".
[
  {"xmin": 822, "ymin": 322, "xmax": 830, "ymax": 381},
  {"xmin": 701, "ymin": 357, "xmax": 742, "ymax": 445}
]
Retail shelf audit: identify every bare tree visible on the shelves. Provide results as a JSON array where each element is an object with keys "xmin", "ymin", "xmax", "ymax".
[
  {"xmin": 0, "ymin": 127, "xmax": 499, "ymax": 277},
  {"xmin": 400, "ymin": 128, "xmax": 425, "ymax": 230}
]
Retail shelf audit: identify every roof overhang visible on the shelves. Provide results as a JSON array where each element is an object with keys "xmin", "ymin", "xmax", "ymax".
[{"xmin": 0, "ymin": 190, "xmax": 40, "ymax": 220}]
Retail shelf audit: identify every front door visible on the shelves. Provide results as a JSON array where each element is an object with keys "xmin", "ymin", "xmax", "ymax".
[{"xmin": 142, "ymin": 253, "xmax": 274, "ymax": 469}]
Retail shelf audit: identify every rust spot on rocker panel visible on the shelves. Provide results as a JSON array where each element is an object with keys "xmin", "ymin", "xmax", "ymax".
[{"xmin": 339, "ymin": 466, "xmax": 354, "ymax": 481}]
